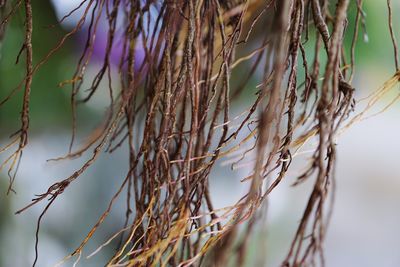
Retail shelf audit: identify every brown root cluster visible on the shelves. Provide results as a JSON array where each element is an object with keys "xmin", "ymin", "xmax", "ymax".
[{"xmin": 0, "ymin": 0, "xmax": 399, "ymax": 266}]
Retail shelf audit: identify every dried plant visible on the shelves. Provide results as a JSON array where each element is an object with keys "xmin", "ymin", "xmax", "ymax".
[{"xmin": 1, "ymin": 0, "xmax": 399, "ymax": 266}]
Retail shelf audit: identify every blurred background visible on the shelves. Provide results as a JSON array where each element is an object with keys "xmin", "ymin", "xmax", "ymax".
[{"xmin": 0, "ymin": 1, "xmax": 399, "ymax": 266}]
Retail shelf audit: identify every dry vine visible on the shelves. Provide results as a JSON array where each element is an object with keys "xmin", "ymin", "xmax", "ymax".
[{"xmin": 0, "ymin": 0, "xmax": 399, "ymax": 266}]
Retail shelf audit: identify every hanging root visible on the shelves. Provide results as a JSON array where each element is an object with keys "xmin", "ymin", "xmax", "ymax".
[{"xmin": 0, "ymin": 0, "xmax": 399, "ymax": 266}]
